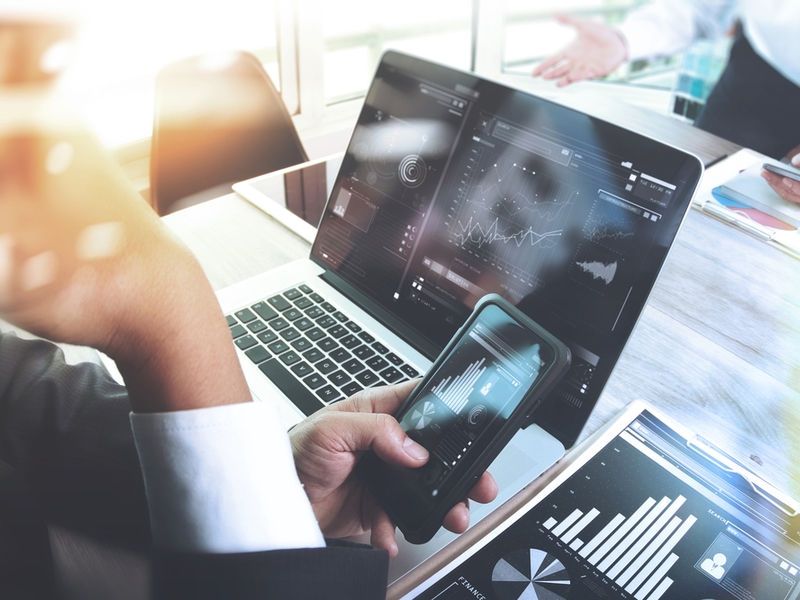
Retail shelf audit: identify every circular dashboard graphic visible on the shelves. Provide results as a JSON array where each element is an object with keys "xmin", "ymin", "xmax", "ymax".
[
  {"xmin": 492, "ymin": 549, "xmax": 571, "ymax": 600},
  {"xmin": 467, "ymin": 405, "xmax": 487, "ymax": 428},
  {"xmin": 410, "ymin": 401, "xmax": 435, "ymax": 430},
  {"xmin": 398, "ymin": 154, "xmax": 427, "ymax": 188}
]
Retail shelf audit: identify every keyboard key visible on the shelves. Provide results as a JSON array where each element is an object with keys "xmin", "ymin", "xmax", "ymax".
[
  {"xmin": 291, "ymin": 362, "xmax": 314, "ymax": 377},
  {"xmin": 267, "ymin": 340, "xmax": 290, "ymax": 354},
  {"xmin": 229, "ymin": 324, "xmax": 247, "ymax": 339},
  {"xmin": 352, "ymin": 345, "xmax": 375, "ymax": 360},
  {"xmin": 302, "ymin": 348, "xmax": 325, "ymax": 363},
  {"xmin": 294, "ymin": 297, "xmax": 313, "ymax": 310},
  {"xmin": 341, "ymin": 358, "xmax": 365, "ymax": 374},
  {"xmin": 244, "ymin": 346, "xmax": 270, "ymax": 364},
  {"xmin": 225, "ymin": 315, "xmax": 237, "ymax": 326},
  {"xmin": 328, "ymin": 325, "xmax": 347, "ymax": 338},
  {"xmin": 305, "ymin": 306, "xmax": 325, "ymax": 319},
  {"xmin": 257, "ymin": 330, "xmax": 278, "ymax": 344},
  {"xmin": 310, "ymin": 293, "xmax": 325, "ymax": 303},
  {"xmin": 345, "ymin": 321, "xmax": 362, "ymax": 333},
  {"xmin": 329, "ymin": 348, "xmax": 352, "ymax": 363},
  {"xmin": 251, "ymin": 302, "xmax": 278, "ymax": 322},
  {"xmin": 341, "ymin": 382, "xmax": 363, "ymax": 396},
  {"xmin": 386, "ymin": 352, "xmax": 404, "ymax": 366},
  {"xmin": 235, "ymin": 335, "xmax": 257, "ymax": 350},
  {"xmin": 316, "ymin": 385, "xmax": 341, "ymax": 403},
  {"xmin": 358, "ymin": 331, "xmax": 375, "ymax": 344},
  {"xmin": 258, "ymin": 360, "xmax": 324, "ymax": 416},
  {"xmin": 303, "ymin": 373, "xmax": 326, "ymax": 389},
  {"xmin": 355, "ymin": 370, "xmax": 381, "ymax": 386},
  {"xmin": 284, "ymin": 308, "xmax": 302, "ymax": 321},
  {"xmin": 294, "ymin": 318, "xmax": 314, "ymax": 331},
  {"xmin": 291, "ymin": 338, "xmax": 313, "ymax": 352},
  {"xmin": 315, "ymin": 359, "xmax": 337, "ymax": 375},
  {"xmin": 320, "ymin": 302, "xmax": 337, "ymax": 313},
  {"xmin": 372, "ymin": 342, "xmax": 389, "ymax": 354},
  {"xmin": 234, "ymin": 308, "xmax": 257, "ymax": 323},
  {"xmin": 380, "ymin": 366, "xmax": 403, "ymax": 383},
  {"xmin": 284, "ymin": 288, "xmax": 303, "ymax": 300},
  {"xmin": 340, "ymin": 334, "xmax": 360, "ymax": 349},
  {"xmin": 280, "ymin": 328, "xmax": 301, "ymax": 341},
  {"xmin": 267, "ymin": 295, "xmax": 292, "ymax": 312},
  {"xmin": 269, "ymin": 318, "xmax": 289, "ymax": 331},
  {"xmin": 328, "ymin": 370, "xmax": 352, "ymax": 387},
  {"xmin": 366, "ymin": 356, "xmax": 389, "ymax": 371},
  {"xmin": 279, "ymin": 351, "xmax": 301, "ymax": 366},
  {"xmin": 332, "ymin": 311, "xmax": 348, "ymax": 322},
  {"xmin": 305, "ymin": 327, "xmax": 326, "ymax": 341},
  {"xmin": 317, "ymin": 337, "xmax": 339, "ymax": 353},
  {"xmin": 299, "ymin": 284, "xmax": 313, "ymax": 294},
  {"xmin": 401, "ymin": 365, "xmax": 420, "ymax": 378},
  {"xmin": 316, "ymin": 315, "xmax": 337, "ymax": 329},
  {"xmin": 247, "ymin": 320, "xmax": 268, "ymax": 334}
]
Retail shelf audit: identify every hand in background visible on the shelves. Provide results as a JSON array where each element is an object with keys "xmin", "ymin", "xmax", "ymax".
[
  {"xmin": 761, "ymin": 150, "xmax": 800, "ymax": 204},
  {"xmin": 531, "ymin": 14, "xmax": 628, "ymax": 87},
  {"xmin": 290, "ymin": 381, "xmax": 498, "ymax": 557}
]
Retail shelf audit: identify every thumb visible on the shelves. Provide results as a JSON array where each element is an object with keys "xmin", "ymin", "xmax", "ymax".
[
  {"xmin": 792, "ymin": 154, "xmax": 800, "ymax": 168},
  {"xmin": 336, "ymin": 412, "xmax": 429, "ymax": 467}
]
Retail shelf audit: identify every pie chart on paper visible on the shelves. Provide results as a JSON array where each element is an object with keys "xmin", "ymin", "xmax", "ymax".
[
  {"xmin": 410, "ymin": 401, "xmax": 435, "ymax": 429},
  {"xmin": 492, "ymin": 548, "xmax": 571, "ymax": 600}
]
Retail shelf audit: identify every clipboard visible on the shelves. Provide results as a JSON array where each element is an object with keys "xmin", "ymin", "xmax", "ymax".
[{"xmin": 395, "ymin": 401, "xmax": 800, "ymax": 600}]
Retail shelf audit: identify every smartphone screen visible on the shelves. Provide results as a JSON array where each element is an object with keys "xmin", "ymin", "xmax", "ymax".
[{"xmin": 393, "ymin": 303, "xmax": 555, "ymax": 513}]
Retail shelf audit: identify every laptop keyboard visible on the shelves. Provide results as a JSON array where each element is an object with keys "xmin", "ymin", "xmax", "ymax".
[{"xmin": 226, "ymin": 284, "xmax": 420, "ymax": 416}]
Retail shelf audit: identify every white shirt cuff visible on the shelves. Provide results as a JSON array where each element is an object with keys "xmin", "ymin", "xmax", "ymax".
[{"xmin": 130, "ymin": 401, "xmax": 325, "ymax": 554}]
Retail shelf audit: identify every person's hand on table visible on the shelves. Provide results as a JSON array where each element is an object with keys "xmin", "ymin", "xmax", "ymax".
[
  {"xmin": 290, "ymin": 380, "xmax": 499, "ymax": 557},
  {"xmin": 761, "ymin": 151, "xmax": 800, "ymax": 204},
  {"xmin": 531, "ymin": 14, "xmax": 627, "ymax": 87}
]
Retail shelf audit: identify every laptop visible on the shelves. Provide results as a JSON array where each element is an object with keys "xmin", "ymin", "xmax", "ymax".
[{"xmin": 219, "ymin": 50, "xmax": 703, "ymax": 582}]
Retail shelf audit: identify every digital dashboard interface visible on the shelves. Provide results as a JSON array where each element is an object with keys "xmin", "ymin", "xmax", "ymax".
[
  {"xmin": 312, "ymin": 51, "xmax": 703, "ymax": 446},
  {"xmin": 396, "ymin": 303, "xmax": 554, "ymax": 504},
  {"xmin": 411, "ymin": 410, "xmax": 800, "ymax": 600}
]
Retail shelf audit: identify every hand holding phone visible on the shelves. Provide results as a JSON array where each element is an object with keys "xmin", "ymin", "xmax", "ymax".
[
  {"xmin": 763, "ymin": 162, "xmax": 800, "ymax": 184},
  {"xmin": 358, "ymin": 294, "xmax": 571, "ymax": 544}
]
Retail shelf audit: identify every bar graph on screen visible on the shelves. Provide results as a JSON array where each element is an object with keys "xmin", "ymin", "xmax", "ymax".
[
  {"xmin": 542, "ymin": 495, "xmax": 697, "ymax": 600},
  {"xmin": 431, "ymin": 358, "xmax": 487, "ymax": 415}
]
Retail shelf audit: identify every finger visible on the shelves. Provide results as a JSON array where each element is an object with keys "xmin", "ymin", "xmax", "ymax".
[
  {"xmin": 541, "ymin": 60, "xmax": 573, "ymax": 81},
  {"xmin": 369, "ymin": 506, "xmax": 399, "ymax": 557},
  {"xmin": 532, "ymin": 53, "xmax": 566, "ymax": 77},
  {"xmin": 330, "ymin": 379, "xmax": 419, "ymax": 416},
  {"xmin": 442, "ymin": 500, "xmax": 471, "ymax": 534},
  {"xmin": 554, "ymin": 13, "xmax": 580, "ymax": 29},
  {"xmin": 792, "ymin": 154, "xmax": 800, "ymax": 168},
  {"xmin": 466, "ymin": 471, "xmax": 499, "ymax": 504}
]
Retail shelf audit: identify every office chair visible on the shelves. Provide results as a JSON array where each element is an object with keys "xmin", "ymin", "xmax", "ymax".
[{"xmin": 150, "ymin": 51, "xmax": 308, "ymax": 215}]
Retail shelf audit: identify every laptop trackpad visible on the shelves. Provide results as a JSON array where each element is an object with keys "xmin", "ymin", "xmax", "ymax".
[{"xmin": 381, "ymin": 423, "xmax": 565, "ymax": 583}]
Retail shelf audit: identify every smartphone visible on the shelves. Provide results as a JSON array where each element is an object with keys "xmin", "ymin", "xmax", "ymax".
[
  {"xmin": 358, "ymin": 294, "xmax": 571, "ymax": 544},
  {"xmin": 763, "ymin": 162, "xmax": 800, "ymax": 183}
]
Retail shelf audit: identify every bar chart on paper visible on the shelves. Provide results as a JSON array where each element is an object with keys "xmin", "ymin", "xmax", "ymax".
[{"xmin": 542, "ymin": 494, "xmax": 697, "ymax": 600}]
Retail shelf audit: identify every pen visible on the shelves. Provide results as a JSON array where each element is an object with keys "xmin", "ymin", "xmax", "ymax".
[
  {"xmin": 705, "ymin": 153, "xmax": 729, "ymax": 169},
  {"xmin": 688, "ymin": 436, "xmax": 800, "ymax": 517}
]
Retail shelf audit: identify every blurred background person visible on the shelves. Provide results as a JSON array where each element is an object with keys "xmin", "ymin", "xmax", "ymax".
[{"xmin": 532, "ymin": 0, "xmax": 800, "ymax": 202}]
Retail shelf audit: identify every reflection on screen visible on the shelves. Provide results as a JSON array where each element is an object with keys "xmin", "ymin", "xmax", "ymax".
[{"xmin": 398, "ymin": 304, "xmax": 551, "ymax": 498}]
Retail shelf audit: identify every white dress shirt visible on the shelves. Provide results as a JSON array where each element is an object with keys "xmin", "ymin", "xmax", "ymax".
[
  {"xmin": 617, "ymin": 0, "xmax": 800, "ymax": 87},
  {"xmin": 130, "ymin": 401, "xmax": 325, "ymax": 553}
]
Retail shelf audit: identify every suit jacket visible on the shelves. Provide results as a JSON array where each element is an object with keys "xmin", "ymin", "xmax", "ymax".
[{"xmin": 0, "ymin": 331, "xmax": 389, "ymax": 599}]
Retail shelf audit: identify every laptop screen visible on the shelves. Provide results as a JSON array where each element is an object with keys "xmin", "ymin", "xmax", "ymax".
[{"xmin": 312, "ymin": 51, "xmax": 702, "ymax": 446}]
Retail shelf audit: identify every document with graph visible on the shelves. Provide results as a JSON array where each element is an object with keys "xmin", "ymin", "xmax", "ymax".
[{"xmin": 403, "ymin": 402, "xmax": 800, "ymax": 600}]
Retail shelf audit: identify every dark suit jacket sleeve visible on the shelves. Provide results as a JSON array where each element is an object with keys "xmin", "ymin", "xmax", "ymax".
[
  {"xmin": 0, "ymin": 331, "xmax": 150, "ymax": 542},
  {"xmin": 154, "ymin": 539, "xmax": 389, "ymax": 600}
]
